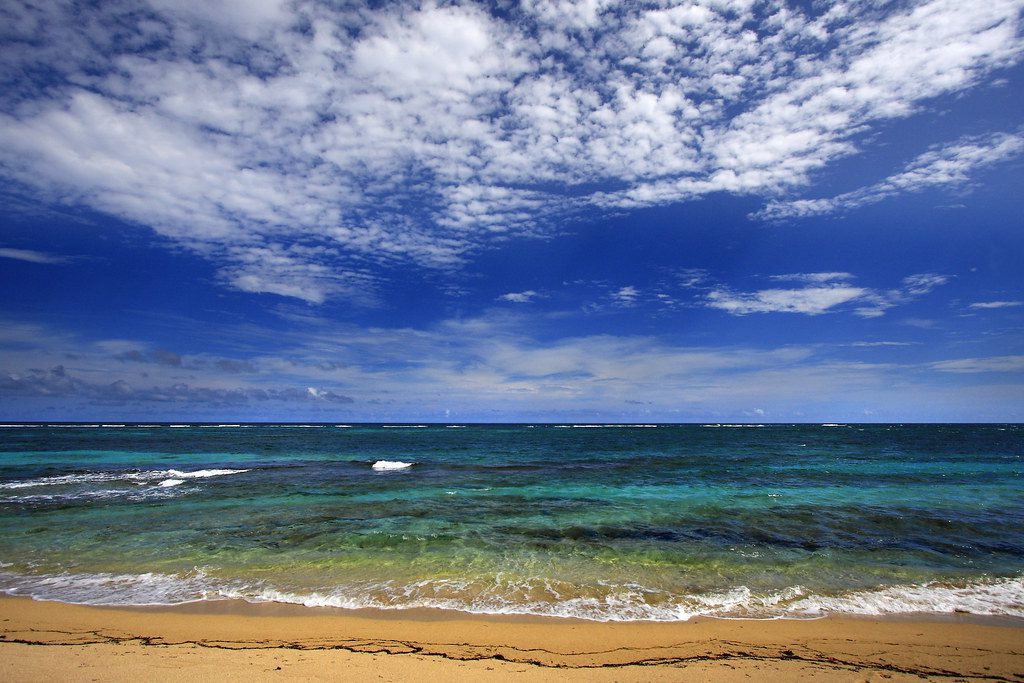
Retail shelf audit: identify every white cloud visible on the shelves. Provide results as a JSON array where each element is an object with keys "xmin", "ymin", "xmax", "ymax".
[
  {"xmin": 0, "ymin": 247, "xmax": 68, "ymax": 264},
  {"xmin": 676, "ymin": 269, "xmax": 709, "ymax": 288},
  {"xmin": 769, "ymin": 272, "xmax": 856, "ymax": 284},
  {"xmin": 146, "ymin": 0, "xmax": 294, "ymax": 40},
  {"xmin": 851, "ymin": 341, "xmax": 917, "ymax": 348},
  {"xmin": 970, "ymin": 300, "xmax": 1023, "ymax": 309},
  {"xmin": 901, "ymin": 274, "xmax": 949, "ymax": 295},
  {"xmin": 612, "ymin": 286, "xmax": 640, "ymax": 306},
  {"xmin": 706, "ymin": 272, "xmax": 949, "ymax": 317},
  {"xmin": 852, "ymin": 273, "xmax": 950, "ymax": 317},
  {"xmin": 0, "ymin": 1, "xmax": 1021, "ymax": 301},
  {"xmin": 498, "ymin": 290, "xmax": 539, "ymax": 303},
  {"xmin": 707, "ymin": 285, "xmax": 868, "ymax": 316},
  {"xmin": 219, "ymin": 245, "xmax": 378, "ymax": 306},
  {"xmin": 756, "ymin": 131, "xmax": 1024, "ymax": 220},
  {"xmin": 931, "ymin": 355, "xmax": 1024, "ymax": 373}
]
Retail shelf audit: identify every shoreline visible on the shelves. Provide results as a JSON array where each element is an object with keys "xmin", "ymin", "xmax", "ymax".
[
  {"xmin": 4, "ymin": 568, "xmax": 1022, "ymax": 626},
  {"xmin": 2, "ymin": 595, "xmax": 1023, "ymax": 680},
  {"xmin": 103, "ymin": 593, "xmax": 1024, "ymax": 628}
]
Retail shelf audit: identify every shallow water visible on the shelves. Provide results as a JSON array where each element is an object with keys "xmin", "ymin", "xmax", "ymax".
[{"xmin": 0, "ymin": 423, "xmax": 1021, "ymax": 621}]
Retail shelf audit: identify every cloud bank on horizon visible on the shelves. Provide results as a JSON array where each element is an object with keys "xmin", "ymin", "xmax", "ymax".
[{"xmin": 0, "ymin": 0, "xmax": 1022, "ymax": 421}]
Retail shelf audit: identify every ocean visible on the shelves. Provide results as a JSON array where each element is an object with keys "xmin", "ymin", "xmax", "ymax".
[{"xmin": 0, "ymin": 423, "xmax": 1021, "ymax": 621}]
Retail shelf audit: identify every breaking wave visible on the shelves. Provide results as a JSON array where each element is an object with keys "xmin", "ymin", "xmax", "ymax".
[
  {"xmin": 1, "ymin": 569, "xmax": 1020, "ymax": 622},
  {"xmin": 0, "ymin": 468, "xmax": 250, "ymax": 490},
  {"xmin": 372, "ymin": 461, "xmax": 414, "ymax": 471}
]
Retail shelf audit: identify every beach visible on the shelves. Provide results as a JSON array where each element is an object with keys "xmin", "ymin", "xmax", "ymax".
[{"xmin": 2, "ymin": 596, "xmax": 1023, "ymax": 681}]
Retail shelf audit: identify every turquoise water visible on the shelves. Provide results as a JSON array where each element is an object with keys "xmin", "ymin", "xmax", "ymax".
[{"xmin": 0, "ymin": 423, "xmax": 1021, "ymax": 620}]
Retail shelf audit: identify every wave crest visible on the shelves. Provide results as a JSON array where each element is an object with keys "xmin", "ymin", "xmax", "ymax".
[{"xmin": 372, "ymin": 461, "xmax": 413, "ymax": 471}]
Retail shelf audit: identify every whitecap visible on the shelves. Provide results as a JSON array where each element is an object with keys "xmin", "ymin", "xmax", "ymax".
[
  {"xmin": 372, "ymin": 460, "xmax": 413, "ymax": 471},
  {"xmin": 158, "ymin": 479, "xmax": 185, "ymax": 487},
  {"xmin": 0, "ymin": 468, "xmax": 249, "ymax": 489},
  {"xmin": 704, "ymin": 424, "xmax": 765, "ymax": 428},
  {"xmin": 163, "ymin": 468, "xmax": 249, "ymax": 479}
]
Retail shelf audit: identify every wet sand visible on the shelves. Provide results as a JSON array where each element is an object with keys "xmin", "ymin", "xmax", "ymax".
[{"xmin": 1, "ymin": 596, "xmax": 1022, "ymax": 681}]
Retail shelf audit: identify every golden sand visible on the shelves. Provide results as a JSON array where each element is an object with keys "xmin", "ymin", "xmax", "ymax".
[{"xmin": 1, "ymin": 596, "xmax": 1021, "ymax": 681}]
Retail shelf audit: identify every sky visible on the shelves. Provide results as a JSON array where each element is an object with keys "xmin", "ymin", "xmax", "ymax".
[{"xmin": 0, "ymin": 0, "xmax": 1022, "ymax": 422}]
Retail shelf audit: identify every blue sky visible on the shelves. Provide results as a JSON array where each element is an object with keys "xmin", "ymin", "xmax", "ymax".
[{"xmin": 1, "ymin": 0, "xmax": 1022, "ymax": 422}]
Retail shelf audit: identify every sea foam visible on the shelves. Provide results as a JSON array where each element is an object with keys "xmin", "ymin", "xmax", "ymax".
[
  {"xmin": 1, "ymin": 569, "xmax": 1020, "ymax": 622},
  {"xmin": 789, "ymin": 577, "xmax": 1024, "ymax": 616}
]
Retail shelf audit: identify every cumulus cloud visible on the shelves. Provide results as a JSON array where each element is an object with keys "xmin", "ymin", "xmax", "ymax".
[{"xmin": 0, "ymin": 1, "xmax": 1021, "ymax": 301}]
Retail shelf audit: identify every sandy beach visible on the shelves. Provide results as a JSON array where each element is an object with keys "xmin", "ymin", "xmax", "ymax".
[{"xmin": 0, "ymin": 596, "xmax": 1021, "ymax": 681}]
